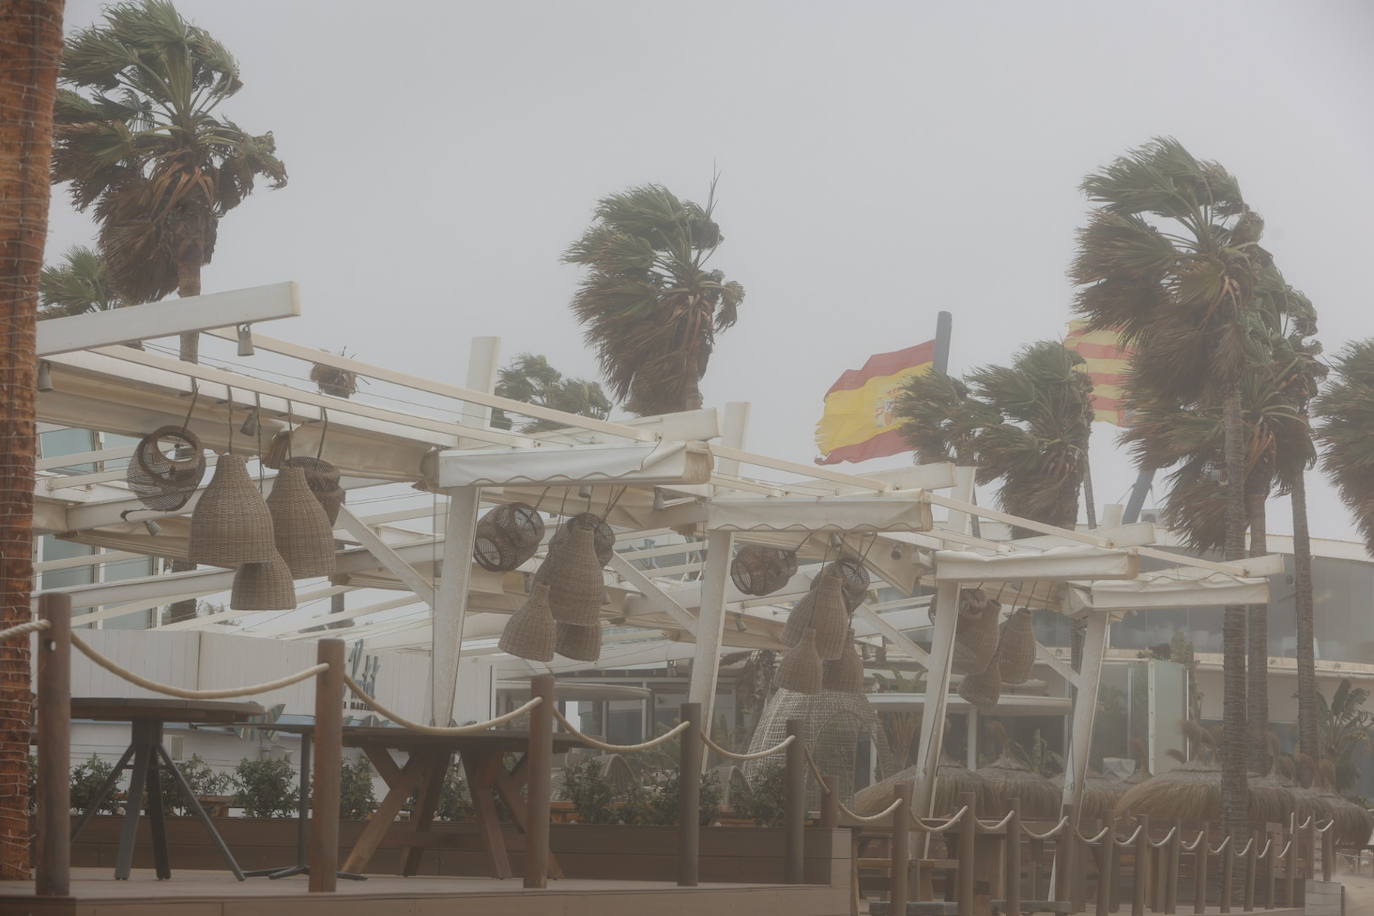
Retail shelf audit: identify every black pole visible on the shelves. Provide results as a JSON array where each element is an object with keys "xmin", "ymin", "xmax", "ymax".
[
  {"xmin": 1123, "ymin": 468, "xmax": 1154, "ymax": 524},
  {"xmin": 933, "ymin": 310, "xmax": 953, "ymax": 374}
]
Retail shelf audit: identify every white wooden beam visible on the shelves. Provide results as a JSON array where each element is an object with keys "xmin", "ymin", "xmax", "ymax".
[
  {"xmin": 609, "ymin": 554, "xmax": 697, "ymax": 635},
  {"xmin": 336, "ymin": 506, "xmax": 436, "ymax": 608},
  {"xmin": 1036, "ymin": 643, "xmax": 1080, "ymax": 688},
  {"xmin": 37, "ymin": 282, "xmax": 299, "ymax": 356},
  {"xmin": 856, "ymin": 604, "xmax": 931, "ymax": 668},
  {"xmin": 431, "ymin": 487, "xmax": 480, "ymax": 725},
  {"xmin": 932, "ymin": 547, "xmax": 1140, "ymax": 582}
]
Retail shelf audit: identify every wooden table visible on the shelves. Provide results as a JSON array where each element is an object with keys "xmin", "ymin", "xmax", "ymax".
[
  {"xmin": 68, "ymin": 697, "xmax": 263, "ymax": 881},
  {"xmin": 341, "ymin": 727, "xmax": 582, "ymax": 878}
]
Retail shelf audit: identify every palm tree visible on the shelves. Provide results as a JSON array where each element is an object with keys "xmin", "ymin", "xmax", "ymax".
[
  {"xmin": 50, "ymin": 0, "xmax": 287, "ymax": 363},
  {"xmin": 1070, "ymin": 138, "xmax": 1272, "ymax": 838},
  {"xmin": 0, "ymin": 0, "xmax": 66, "ymax": 878},
  {"xmin": 895, "ymin": 341, "xmax": 1093, "ymax": 534},
  {"xmin": 1314, "ymin": 341, "xmax": 1374, "ymax": 553},
  {"xmin": 564, "ymin": 181, "xmax": 744, "ymax": 416},
  {"xmin": 492, "ymin": 352, "xmax": 613, "ymax": 433},
  {"xmin": 39, "ymin": 245, "xmax": 123, "ymax": 317}
]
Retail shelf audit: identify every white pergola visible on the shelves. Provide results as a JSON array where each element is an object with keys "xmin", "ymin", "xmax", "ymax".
[{"xmin": 31, "ymin": 282, "xmax": 1281, "ymax": 815}]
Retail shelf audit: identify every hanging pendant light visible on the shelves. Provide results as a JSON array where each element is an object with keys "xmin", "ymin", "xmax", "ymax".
[
  {"xmin": 188, "ymin": 454, "xmax": 276, "ymax": 568},
  {"xmin": 994, "ymin": 608, "xmax": 1036, "ymax": 685},
  {"xmin": 730, "ymin": 545, "xmax": 797, "ymax": 596},
  {"xmin": 547, "ymin": 522, "xmax": 605, "ymax": 626},
  {"xmin": 554, "ymin": 621, "xmax": 601, "ymax": 661},
  {"xmin": 499, "ymin": 583, "xmax": 556, "ymax": 662},
  {"xmin": 822, "ymin": 628, "xmax": 865, "ymax": 693},
  {"xmin": 811, "ymin": 572, "xmax": 849, "ymax": 661},
  {"xmin": 266, "ymin": 464, "xmax": 336, "ymax": 578},
  {"xmin": 958, "ymin": 659, "xmax": 1002, "ymax": 711},
  {"xmin": 781, "ymin": 589, "xmax": 816, "ymax": 648},
  {"xmin": 230, "ymin": 551, "xmax": 297, "ymax": 610},
  {"xmin": 778, "ymin": 628, "xmax": 822, "ymax": 694},
  {"xmin": 474, "ymin": 502, "xmax": 545, "ymax": 572}
]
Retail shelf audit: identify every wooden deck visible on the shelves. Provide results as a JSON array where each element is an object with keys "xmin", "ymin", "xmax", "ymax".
[{"xmin": 1, "ymin": 868, "xmax": 852, "ymax": 916}]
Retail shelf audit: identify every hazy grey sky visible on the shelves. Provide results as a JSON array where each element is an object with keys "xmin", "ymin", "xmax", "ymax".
[{"xmin": 47, "ymin": 0, "xmax": 1374, "ymax": 542}]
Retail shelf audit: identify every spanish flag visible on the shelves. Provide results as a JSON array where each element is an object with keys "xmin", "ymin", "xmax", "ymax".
[
  {"xmin": 815, "ymin": 341, "xmax": 935, "ymax": 465},
  {"xmin": 1064, "ymin": 320, "xmax": 1132, "ymax": 426}
]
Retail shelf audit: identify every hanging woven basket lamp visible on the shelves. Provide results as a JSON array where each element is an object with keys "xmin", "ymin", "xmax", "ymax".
[
  {"xmin": 265, "ymin": 463, "xmax": 337, "ymax": 579},
  {"xmin": 820, "ymin": 556, "xmax": 870, "ymax": 612},
  {"xmin": 127, "ymin": 426, "xmax": 207, "ymax": 512},
  {"xmin": 499, "ymin": 583, "xmax": 556, "ymax": 662},
  {"xmin": 811, "ymin": 572, "xmax": 850, "ymax": 661},
  {"xmin": 781, "ymin": 589, "xmax": 815, "ymax": 648},
  {"xmin": 230, "ymin": 550, "xmax": 297, "ymax": 611},
  {"xmin": 474, "ymin": 502, "xmax": 546, "ymax": 572},
  {"xmin": 554, "ymin": 513, "xmax": 615, "ymax": 564},
  {"xmin": 994, "ymin": 607, "xmax": 1036, "ymax": 685},
  {"xmin": 777, "ymin": 628, "xmax": 822, "ymax": 694},
  {"xmin": 945, "ymin": 587, "xmax": 1001, "ymax": 675},
  {"xmin": 188, "ymin": 454, "xmax": 277, "ymax": 568},
  {"xmin": 282, "ymin": 456, "xmax": 345, "ymax": 525},
  {"xmin": 730, "ymin": 545, "xmax": 798, "ymax": 596},
  {"xmin": 958, "ymin": 659, "xmax": 1002, "ymax": 711},
  {"xmin": 555, "ymin": 621, "xmax": 601, "ymax": 661},
  {"xmin": 546, "ymin": 522, "xmax": 606, "ymax": 627},
  {"xmin": 822, "ymin": 628, "xmax": 865, "ymax": 693}
]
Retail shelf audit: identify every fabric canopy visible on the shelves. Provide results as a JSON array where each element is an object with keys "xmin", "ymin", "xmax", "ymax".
[
  {"xmin": 437, "ymin": 440, "xmax": 712, "ymax": 488},
  {"xmin": 705, "ymin": 495, "xmax": 933, "ymax": 533}
]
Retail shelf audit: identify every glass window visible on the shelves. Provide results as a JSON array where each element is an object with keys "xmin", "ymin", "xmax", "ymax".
[
  {"xmin": 103, "ymin": 553, "xmax": 156, "ymax": 630},
  {"xmin": 39, "ymin": 536, "xmax": 94, "ymax": 590},
  {"xmin": 40, "ymin": 428, "xmax": 97, "ymax": 472}
]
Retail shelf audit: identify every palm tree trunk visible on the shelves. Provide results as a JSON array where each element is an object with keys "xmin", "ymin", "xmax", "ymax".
[
  {"xmin": 1291, "ymin": 467, "xmax": 1319, "ymax": 759},
  {"xmin": 0, "ymin": 0, "xmax": 64, "ymax": 878},
  {"xmin": 1220, "ymin": 385, "xmax": 1250, "ymax": 848},
  {"xmin": 1245, "ymin": 486, "xmax": 1269, "ymax": 773},
  {"xmin": 166, "ymin": 258, "xmax": 202, "ymax": 622}
]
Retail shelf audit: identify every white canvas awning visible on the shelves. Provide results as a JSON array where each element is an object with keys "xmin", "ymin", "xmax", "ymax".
[
  {"xmin": 705, "ymin": 495, "xmax": 933, "ymax": 533},
  {"xmin": 436, "ymin": 440, "xmax": 712, "ymax": 488},
  {"xmin": 933, "ymin": 545, "xmax": 1140, "ymax": 582},
  {"xmin": 1067, "ymin": 569, "xmax": 1270, "ymax": 612}
]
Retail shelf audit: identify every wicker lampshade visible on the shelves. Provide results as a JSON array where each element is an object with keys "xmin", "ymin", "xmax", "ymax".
[
  {"xmin": 230, "ymin": 551, "xmax": 297, "ymax": 610},
  {"xmin": 547, "ymin": 524, "xmax": 605, "ymax": 626},
  {"xmin": 553, "ymin": 513, "xmax": 614, "ymax": 564},
  {"xmin": 730, "ymin": 545, "xmax": 797, "ymax": 596},
  {"xmin": 499, "ymin": 583, "xmax": 556, "ymax": 662},
  {"xmin": 820, "ymin": 557, "xmax": 870, "ymax": 612},
  {"xmin": 555, "ymin": 621, "xmax": 601, "ymax": 661},
  {"xmin": 951, "ymin": 588, "xmax": 1001, "ymax": 675},
  {"xmin": 958, "ymin": 659, "xmax": 1001, "ymax": 711},
  {"xmin": 282, "ymin": 456, "xmax": 345, "ymax": 525},
  {"xmin": 995, "ymin": 608, "xmax": 1036, "ymax": 685},
  {"xmin": 474, "ymin": 502, "xmax": 546, "ymax": 572},
  {"xmin": 188, "ymin": 454, "xmax": 276, "ymax": 567},
  {"xmin": 127, "ymin": 426, "xmax": 206, "ymax": 511},
  {"xmin": 266, "ymin": 464, "xmax": 337, "ymax": 579},
  {"xmin": 822, "ymin": 630, "xmax": 864, "ymax": 693},
  {"xmin": 781, "ymin": 589, "xmax": 815, "ymax": 648},
  {"xmin": 811, "ymin": 573, "xmax": 849, "ymax": 661},
  {"xmin": 777, "ymin": 628, "xmax": 822, "ymax": 694}
]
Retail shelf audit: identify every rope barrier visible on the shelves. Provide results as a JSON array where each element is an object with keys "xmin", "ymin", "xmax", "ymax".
[
  {"xmin": 802, "ymin": 744, "xmax": 834, "ymax": 795},
  {"xmin": 1076, "ymin": 825, "xmax": 1112, "ymax": 846},
  {"xmin": 551, "ymin": 707, "xmax": 689, "ymax": 751},
  {"xmin": 1315, "ymin": 819, "xmax": 1334, "ymax": 835},
  {"xmin": 1149, "ymin": 825, "xmax": 1179, "ymax": 849},
  {"xmin": 1234, "ymin": 837, "xmax": 1254, "ymax": 857},
  {"xmin": 977, "ymin": 810, "xmax": 1015, "ymax": 833},
  {"xmin": 1258, "ymin": 838, "xmax": 1272, "ymax": 860},
  {"xmin": 915, "ymin": 805, "xmax": 970, "ymax": 834},
  {"xmin": 837, "ymin": 797, "xmax": 903, "ymax": 824},
  {"xmin": 347, "ymin": 675, "xmax": 542, "ymax": 735},
  {"xmin": 1297, "ymin": 816, "xmax": 1313, "ymax": 830},
  {"xmin": 1114, "ymin": 825, "xmax": 1144, "ymax": 848},
  {"xmin": 1278, "ymin": 841, "xmax": 1292, "ymax": 860},
  {"xmin": 1209, "ymin": 836, "xmax": 1232, "ymax": 856},
  {"xmin": 1181, "ymin": 831, "xmax": 1206, "ymax": 852},
  {"xmin": 72, "ymin": 633, "xmax": 328, "ymax": 699},
  {"xmin": 701, "ymin": 730, "xmax": 796, "ymax": 760},
  {"xmin": 1023, "ymin": 816, "xmax": 1069, "ymax": 841},
  {"xmin": 0, "ymin": 619, "xmax": 49, "ymax": 641}
]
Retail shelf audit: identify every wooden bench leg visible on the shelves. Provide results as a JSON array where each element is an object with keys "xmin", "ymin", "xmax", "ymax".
[
  {"xmin": 341, "ymin": 753, "xmax": 430, "ymax": 875},
  {"xmin": 400, "ymin": 753, "xmax": 447, "ymax": 876},
  {"xmin": 462, "ymin": 749, "xmax": 514, "ymax": 879}
]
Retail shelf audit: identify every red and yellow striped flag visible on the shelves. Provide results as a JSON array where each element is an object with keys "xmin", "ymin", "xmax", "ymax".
[
  {"xmin": 1064, "ymin": 320, "xmax": 1133, "ymax": 426},
  {"xmin": 815, "ymin": 341, "xmax": 935, "ymax": 465}
]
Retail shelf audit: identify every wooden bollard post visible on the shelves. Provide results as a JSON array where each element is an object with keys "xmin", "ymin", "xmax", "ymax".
[
  {"xmin": 1056, "ymin": 804, "xmax": 1074, "ymax": 906},
  {"xmin": 1164, "ymin": 822, "xmax": 1181, "ymax": 914},
  {"xmin": 1321, "ymin": 827, "xmax": 1333, "ymax": 883},
  {"xmin": 1244, "ymin": 830, "xmax": 1258, "ymax": 912},
  {"xmin": 677, "ymin": 701, "xmax": 702, "ymax": 887},
  {"xmin": 892, "ymin": 781, "xmax": 912, "ymax": 916},
  {"xmin": 784, "ymin": 718, "xmax": 806, "ymax": 884},
  {"xmin": 1006, "ymin": 799, "xmax": 1022, "ymax": 916},
  {"xmin": 958, "ymin": 791, "xmax": 977, "ymax": 916},
  {"xmin": 1098, "ymin": 837, "xmax": 1116, "ymax": 916},
  {"xmin": 820, "ymin": 779, "xmax": 839, "ymax": 830},
  {"xmin": 525, "ymin": 674, "xmax": 555, "ymax": 889},
  {"xmin": 1132, "ymin": 815, "xmax": 1150, "ymax": 916},
  {"xmin": 1220, "ymin": 835, "xmax": 1234, "ymax": 914},
  {"xmin": 309, "ymin": 638, "xmax": 344, "ymax": 892},
  {"xmin": 35, "ymin": 594, "xmax": 71, "ymax": 897},
  {"xmin": 1194, "ymin": 828, "xmax": 1210, "ymax": 916},
  {"xmin": 1284, "ymin": 820, "xmax": 1296, "ymax": 907}
]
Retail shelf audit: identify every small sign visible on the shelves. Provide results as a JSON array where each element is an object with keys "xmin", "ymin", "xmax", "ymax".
[{"xmin": 1305, "ymin": 879, "xmax": 1344, "ymax": 916}]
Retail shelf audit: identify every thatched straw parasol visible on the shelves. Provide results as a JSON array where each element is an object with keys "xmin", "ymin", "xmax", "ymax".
[
  {"xmin": 977, "ymin": 722, "xmax": 1060, "ymax": 817},
  {"xmin": 1313, "ymin": 759, "xmax": 1374, "ymax": 847},
  {"xmin": 851, "ymin": 755, "xmax": 995, "ymax": 818},
  {"xmin": 1053, "ymin": 769, "xmax": 1125, "ymax": 822},
  {"xmin": 1292, "ymin": 754, "xmax": 1335, "ymax": 825},
  {"xmin": 1115, "ymin": 723, "xmax": 1221, "ymax": 822}
]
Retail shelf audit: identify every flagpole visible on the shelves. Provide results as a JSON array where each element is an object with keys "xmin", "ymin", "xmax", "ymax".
[{"xmin": 933, "ymin": 310, "xmax": 952, "ymax": 374}]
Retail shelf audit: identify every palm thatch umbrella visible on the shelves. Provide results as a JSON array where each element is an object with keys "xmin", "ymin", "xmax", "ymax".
[
  {"xmin": 977, "ymin": 722, "xmax": 1060, "ymax": 817},
  {"xmin": 1054, "ymin": 769, "xmax": 1125, "ymax": 822},
  {"xmin": 1115, "ymin": 723, "xmax": 1221, "ymax": 823},
  {"xmin": 851, "ymin": 756, "xmax": 995, "ymax": 818},
  {"xmin": 1313, "ymin": 760, "xmax": 1374, "ymax": 847},
  {"xmin": 1290, "ymin": 754, "xmax": 1335, "ymax": 826}
]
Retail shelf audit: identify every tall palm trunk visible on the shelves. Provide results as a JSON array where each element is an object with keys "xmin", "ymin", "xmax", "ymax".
[
  {"xmin": 1220, "ymin": 385, "xmax": 1250, "ymax": 845},
  {"xmin": 1245, "ymin": 487, "xmax": 1269, "ymax": 773},
  {"xmin": 1291, "ymin": 467, "xmax": 1319, "ymax": 758},
  {"xmin": 0, "ymin": 0, "xmax": 64, "ymax": 878},
  {"xmin": 166, "ymin": 261, "xmax": 202, "ymax": 622}
]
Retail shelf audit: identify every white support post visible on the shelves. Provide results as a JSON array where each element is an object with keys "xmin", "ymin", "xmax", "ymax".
[
  {"xmin": 910, "ymin": 579, "xmax": 960, "ymax": 822},
  {"xmin": 432, "ymin": 487, "xmax": 480, "ymax": 726},
  {"xmin": 716, "ymin": 402, "xmax": 750, "ymax": 477},
  {"xmin": 461, "ymin": 337, "xmax": 500, "ymax": 428},
  {"xmin": 687, "ymin": 529, "xmax": 734, "ymax": 736},
  {"xmin": 1061, "ymin": 613, "xmax": 1110, "ymax": 818}
]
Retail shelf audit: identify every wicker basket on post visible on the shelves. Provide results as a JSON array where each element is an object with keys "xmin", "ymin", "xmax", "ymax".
[
  {"xmin": 995, "ymin": 608, "xmax": 1036, "ymax": 684},
  {"xmin": 546, "ymin": 523, "xmax": 606, "ymax": 626},
  {"xmin": 188, "ymin": 454, "xmax": 277, "ymax": 567},
  {"xmin": 230, "ymin": 551, "xmax": 297, "ymax": 611},
  {"xmin": 811, "ymin": 573, "xmax": 849, "ymax": 661},
  {"xmin": 730, "ymin": 545, "xmax": 797, "ymax": 597},
  {"xmin": 499, "ymin": 583, "xmax": 556, "ymax": 662},
  {"xmin": 267, "ymin": 464, "xmax": 337, "ymax": 578},
  {"xmin": 777, "ymin": 628, "xmax": 822, "ymax": 694},
  {"xmin": 127, "ymin": 426, "xmax": 206, "ymax": 511},
  {"xmin": 554, "ymin": 622, "xmax": 601, "ymax": 661},
  {"xmin": 475, "ymin": 502, "xmax": 546, "ymax": 573}
]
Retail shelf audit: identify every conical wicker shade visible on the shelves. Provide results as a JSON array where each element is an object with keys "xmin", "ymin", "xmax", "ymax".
[
  {"xmin": 547, "ymin": 524, "xmax": 605, "ymax": 626},
  {"xmin": 230, "ymin": 551, "xmax": 297, "ymax": 611},
  {"xmin": 778, "ymin": 629, "xmax": 822, "ymax": 694},
  {"xmin": 822, "ymin": 631, "xmax": 864, "ymax": 693},
  {"xmin": 283, "ymin": 456, "xmax": 345, "ymax": 525},
  {"xmin": 951, "ymin": 588, "xmax": 1000, "ymax": 675},
  {"xmin": 782, "ymin": 590, "xmax": 815, "ymax": 648},
  {"xmin": 267, "ymin": 464, "xmax": 337, "ymax": 579},
  {"xmin": 821, "ymin": 557, "xmax": 870, "ymax": 612},
  {"xmin": 958, "ymin": 660, "xmax": 1001, "ymax": 710},
  {"xmin": 188, "ymin": 454, "xmax": 276, "ymax": 567},
  {"xmin": 499, "ymin": 584, "xmax": 555, "ymax": 662},
  {"xmin": 555, "ymin": 621, "xmax": 601, "ymax": 661},
  {"xmin": 811, "ymin": 573, "xmax": 849, "ymax": 661},
  {"xmin": 995, "ymin": 608, "xmax": 1036, "ymax": 685}
]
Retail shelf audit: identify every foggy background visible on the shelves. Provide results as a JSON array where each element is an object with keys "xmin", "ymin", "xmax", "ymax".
[{"xmin": 44, "ymin": 0, "xmax": 1374, "ymax": 542}]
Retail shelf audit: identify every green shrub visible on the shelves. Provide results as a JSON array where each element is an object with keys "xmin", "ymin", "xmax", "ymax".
[
  {"xmin": 435, "ymin": 766, "xmax": 474, "ymax": 821},
  {"xmin": 563, "ymin": 758, "xmax": 617, "ymax": 824},
  {"xmin": 618, "ymin": 768, "xmax": 721, "ymax": 826},
  {"xmin": 71, "ymin": 754, "xmax": 122, "ymax": 814},
  {"xmin": 734, "ymin": 762, "xmax": 785, "ymax": 826},
  {"xmin": 158, "ymin": 755, "xmax": 228, "ymax": 816},
  {"xmin": 339, "ymin": 758, "xmax": 376, "ymax": 820},
  {"xmin": 232, "ymin": 757, "xmax": 298, "ymax": 818}
]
